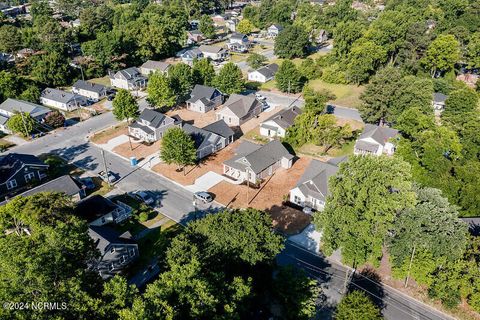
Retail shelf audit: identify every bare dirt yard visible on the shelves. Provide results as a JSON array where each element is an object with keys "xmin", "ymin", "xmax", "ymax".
[
  {"xmin": 268, "ymin": 204, "xmax": 312, "ymax": 235},
  {"xmin": 90, "ymin": 123, "xmax": 128, "ymax": 144},
  {"xmin": 209, "ymin": 156, "xmax": 311, "ymax": 210},
  {"xmin": 113, "ymin": 140, "xmax": 162, "ymax": 161},
  {"xmin": 166, "ymin": 108, "xmax": 218, "ymax": 128},
  {"xmin": 152, "ymin": 140, "xmax": 240, "ymax": 185}
]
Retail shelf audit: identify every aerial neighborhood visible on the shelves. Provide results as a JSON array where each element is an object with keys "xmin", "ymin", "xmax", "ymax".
[{"xmin": 0, "ymin": 0, "xmax": 479, "ymax": 319}]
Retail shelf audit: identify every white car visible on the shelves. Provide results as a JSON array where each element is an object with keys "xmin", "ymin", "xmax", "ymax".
[
  {"xmin": 194, "ymin": 191, "xmax": 213, "ymax": 203},
  {"xmin": 255, "ymin": 93, "xmax": 267, "ymax": 101},
  {"xmin": 132, "ymin": 191, "xmax": 155, "ymax": 205},
  {"xmin": 302, "ymin": 206, "xmax": 313, "ymax": 215}
]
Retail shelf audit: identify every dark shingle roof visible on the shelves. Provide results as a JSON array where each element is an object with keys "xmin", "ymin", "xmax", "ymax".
[
  {"xmin": 254, "ymin": 63, "xmax": 279, "ymax": 78},
  {"xmin": 203, "ymin": 119, "xmax": 234, "ymax": 138},
  {"xmin": 88, "ymin": 225, "xmax": 136, "ymax": 253},
  {"xmin": 140, "ymin": 60, "xmax": 171, "ymax": 72},
  {"xmin": 182, "ymin": 123, "xmax": 223, "ymax": 151},
  {"xmin": 72, "ymin": 80, "xmax": 107, "ymax": 94},
  {"xmin": 358, "ymin": 124, "xmax": 398, "ymax": 145},
  {"xmin": 138, "ymin": 109, "xmax": 168, "ymax": 128},
  {"xmin": 187, "ymin": 84, "xmax": 220, "ymax": 103},
  {"xmin": 18, "ymin": 175, "xmax": 82, "ymax": 198},
  {"xmin": 41, "ymin": 88, "xmax": 87, "ymax": 104},
  {"xmin": 74, "ymin": 195, "xmax": 117, "ymax": 223},
  {"xmin": 222, "ymin": 94, "xmax": 261, "ymax": 118},
  {"xmin": 433, "ymin": 92, "xmax": 447, "ymax": 103},
  {"xmin": 262, "ymin": 105, "xmax": 301, "ymax": 129},
  {"xmin": 0, "ymin": 153, "xmax": 48, "ymax": 183}
]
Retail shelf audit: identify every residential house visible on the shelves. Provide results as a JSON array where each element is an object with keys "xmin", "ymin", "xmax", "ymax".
[
  {"xmin": 203, "ymin": 119, "xmax": 235, "ymax": 145},
  {"xmin": 267, "ymin": 24, "xmax": 283, "ymax": 38},
  {"xmin": 223, "ymin": 140, "xmax": 294, "ymax": 184},
  {"xmin": 128, "ymin": 109, "xmax": 179, "ymax": 143},
  {"xmin": 187, "ymin": 30, "xmax": 205, "ymax": 44},
  {"xmin": 353, "ymin": 124, "xmax": 399, "ymax": 156},
  {"xmin": 40, "ymin": 88, "xmax": 88, "ymax": 111},
  {"xmin": 72, "ymin": 80, "xmax": 107, "ymax": 101},
  {"xmin": 139, "ymin": 60, "xmax": 171, "ymax": 76},
  {"xmin": 312, "ymin": 29, "xmax": 328, "ymax": 44},
  {"xmin": 247, "ymin": 63, "xmax": 279, "ymax": 83},
  {"xmin": 216, "ymin": 94, "xmax": 262, "ymax": 126},
  {"xmin": 199, "ymin": 45, "xmax": 228, "ymax": 61},
  {"xmin": 260, "ymin": 105, "xmax": 302, "ymax": 138},
  {"xmin": 75, "ymin": 195, "xmax": 133, "ymax": 226},
  {"xmin": 182, "ymin": 122, "xmax": 231, "ymax": 159},
  {"xmin": 212, "ymin": 14, "xmax": 227, "ymax": 26},
  {"xmin": 0, "ymin": 153, "xmax": 49, "ymax": 196},
  {"xmin": 289, "ymin": 157, "xmax": 347, "ymax": 211},
  {"xmin": 109, "ymin": 67, "xmax": 147, "ymax": 90},
  {"xmin": 88, "ymin": 225, "xmax": 139, "ymax": 279},
  {"xmin": 186, "ymin": 85, "xmax": 224, "ymax": 113},
  {"xmin": 0, "ymin": 98, "xmax": 51, "ymax": 134},
  {"xmin": 228, "ymin": 33, "xmax": 250, "ymax": 52},
  {"xmin": 1, "ymin": 174, "xmax": 85, "ymax": 205},
  {"xmin": 432, "ymin": 92, "xmax": 447, "ymax": 112},
  {"xmin": 181, "ymin": 48, "xmax": 203, "ymax": 65},
  {"xmin": 225, "ymin": 18, "xmax": 240, "ymax": 32}
]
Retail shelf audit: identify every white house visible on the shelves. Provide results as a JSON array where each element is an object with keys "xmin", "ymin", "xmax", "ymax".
[
  {"xmin": 228, "ymin": 33, "xmax": 250, "ymax": 52},
  {"xmin": 128, "ymin": 109, "xmax": 179, "ymax": 143},
  {"xmin": 72, "ymin": 80, "xmax": 107, "ymax": 101},
  {"xmin": 260, "ymin": 105, "xmax": 302, "ymax": 138},
  {"xmin": 432, "ymin": 92, "xmax": 447, "ymax": 112},
  {"xmin": 199, "ymin": 45, "xmax": 228, "ymax": 61},
  {"xmin": 109, "ymin": 67, "xmax": 147, "ymax": 90},
  {"xmin": 353, "ymin": 124, "xmax": 399, "ymax": 156},
  {"xmin": 40, "ymin": 88, "xmax": 88, "ymax": 111},
  {"xmin": 139, "ymin": 60, "xmax": 171, "ymax": 76},
  {"xmin": 247, "ymin": 64, "xmax": 279, "ymax": 83},
  {"xmin": 267, "ymin": 24, "xmax": 283, "ymax": 38},
  {"xmin": 0, "ymin": 98, "xmax": 51, "ymax": 133}
]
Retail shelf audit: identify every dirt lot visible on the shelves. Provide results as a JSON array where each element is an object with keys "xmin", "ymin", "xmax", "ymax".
[
  {"xmin": 166, "ymin": 108, "xmax": 218, "ymax": 128},
  {"xmin": 268, "ymin": 204, "xmax": 312, "ymax": 235},
  {"xmin": 209, "ymin": 156, "xmax": 311, "ymax": 210},
  {"xmin": 112, "ymin": 140, "xmax": 162, "ymax": 161},
  {"xmin": 90, "ymin": 123, "xmax": 128, "ymax": 144},
  {"xmin": 152, "ymin": 140, "xmax": 239, "ymax": 185}
]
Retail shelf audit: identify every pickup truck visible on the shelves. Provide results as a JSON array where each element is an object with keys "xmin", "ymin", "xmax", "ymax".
[{"xmin": 98, "ymin": 170, "xmax": 117, "ymax": 183}]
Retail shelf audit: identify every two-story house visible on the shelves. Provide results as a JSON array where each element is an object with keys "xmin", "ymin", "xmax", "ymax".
[
  {"xmin": 128, "ymin": 109, "xmax": 179, "ymax": 143},
  {"xmin": 228, "ymin": 33, "xmax": 250, "ymax": 52},
  {"xmin": 186, "ymin": 85, "xmax": 224, "ymax": 113},
  {"xmin": 180, "ymin": 48, "xmax": 204, "ymax": 65},
  {"xmin": 216, "ymin": 94, "xmax": 263, "ymax": 126},
  {"xmin": 109, "ymin": 67, "xmax": 147, "ymax": 90},
  {"xmin": 75, "ymin": 194, "xmax": 133, "ymax": 226},
  {"xmin": 267, "ymin": 24, "xmax": 283, "ymax": 38}
]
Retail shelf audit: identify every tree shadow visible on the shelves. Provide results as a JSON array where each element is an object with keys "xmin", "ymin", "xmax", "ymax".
[{"xmin": 348, "ymin": 267, "xmax": 385, "ymax": 310}]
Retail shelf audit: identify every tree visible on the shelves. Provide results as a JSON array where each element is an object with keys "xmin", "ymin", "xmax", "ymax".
[
  {"xmin": 275, "ymin": 60, "xmax": 305, "ymax": 93},
  {"xmin": 30, "ymin": 52, "xmax": 71, "ymax": 87},
  {"xmin": 299, "ymin": 58, "xmax": 321, "ymax": 80},
  {"xmin": 112, "ymin": 89, "xmax": 139, "ymax": 123},
  {"xmin": 388, "ymin": 187, "xmax": 468, "ymax": 288},
  {"xmin": 199, "ymin": 14, "xmax": 215, "ymax": 39},
  {"xmin": 314, "ymin": 156, "xmax": 416, "ymax": 267},
  {"xmin": 160, "ymin": 127, "xmax": 197, "ymax": 173},
  {"xmin": 168, "ymin": 62, "xmax": 194, "ymax": 100},
  {"xmin": 237, "ymin": 19, "xmax": 254, "ymax": 34},
  {"xmin": 0, "ymin": 25, "xmax": 22, "ymax": 53},
  {"xmin": 466, "ymin": 32, "xmax": 480, "ymax": 69},
  {"xmin": 423, "ymin": 34, "xmax": 460, "ymax": 77},
  {"xmin": 274, "ymin": 25, "xmax": 310, "ymax": 59},
  {"xmin": 147, "ymin": 72, "xmax": 176, "ymax": 109},
  {"xmin": 6, "ymin": 112, "xmax": 36, "ymax": 137},
  {"xmin": 333, "ymin": 21, "xmax": 366, "ymax": 59},
  {"xmin": 335, "ymin": 290, "xmax": 382, "ymax": 320},
  {"xmin": 44, "ymin": 110, "xmax": 66, "ymax": 128},
  {"xmin": 442, "ymin": 87, "xmax": 479, "ymax": 127},
  {"xmin": 192, "ymin": 58, "xmax": 215, "ymax": 86},
  {"xmin": 346, "ymin": 39, "xmax": 387, "ymax": 84},
  {"xmin": 0, "ymin": 71, "xmax": 20, "ymax": 102},
  {"xmin": 395, "ymin": 107, "xmax": 435, "ymax": 139},
  {"xmin": 19, "ymin": 85, "xmax": 41, "ymax": 103},
  {"xmin": 213, "ymin": 62, "xmax": 244, "ymax": 94},
  {"xmin": 246, "ymin": 53, "xmax": 267, "ymax": 70}
]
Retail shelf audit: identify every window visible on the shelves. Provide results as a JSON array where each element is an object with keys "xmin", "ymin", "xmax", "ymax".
[
  {"xmin": 129, "ymin": 248, "xmax": 136, "ymax": 257},
  {"xmin": 120, "ymin": 255, "xmax": 127, "ymax": 264},
  {"xmin": 294, "ymin": 196, "xmax": 302, "ymax": 204},
  {"xmin": 110, "ymin": 246, "xmax": 115, "ymax": 254},
  {"xmin": 24, "ymin": 172, "xmax": 35, "ymax": 182},
  {"xmin": 6, "ymin": 179, "xmax": 17, "ymax": 190}
]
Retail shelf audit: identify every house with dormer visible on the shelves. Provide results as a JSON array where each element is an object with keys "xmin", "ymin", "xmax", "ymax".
[
  {"xmin": 128, "ymin": 109, "xmax": 179, "ymax": 143},
  {"xmin": 109, "ymin": 67, "xmax": 147, "ymax": 90},
  {"xmin": 186, "ymin": 85, "xmax": 223, "ymax": 113}
]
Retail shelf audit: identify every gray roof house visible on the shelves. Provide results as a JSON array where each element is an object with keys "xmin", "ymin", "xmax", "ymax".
[
  {"xmin": 216, "ymin": 94, "xmax": 263, "ymax": 126},
  {"xmin": 75, "ymin": 194, "xmax": 133, "ymax": 226},
  {"xmin": 199, "ymin": 45, "xmax": 228, "ymax": 61},
  {"xmin": 88, "ymin": 225, "xmax": 139, "ymax": 279},
  {"xmin": 260, "ymin": 105, "xmax": 302, "ymax": 138},
  {"xmin": 186, "ymin": 84, "xmax": 224, "ymax": 113},
  {"xmin": 109, "ymin": 67, "xmax": 147, "ymax": 90},
  {"xmin": 228, "ymin": 33, "xmax": 250, "ymax": 52},
  {"xmin": 432, "ymin": 92, "xmax": 447, "ymax": 112},
  {"xmin": 181, "ymin": 48, "xmax": 203, "ymax": 64},
  {"xmin": 203, "ymin": 119, "xmax": 235, "ymax": 142},
  {"xmin": 223, "ymin": 140, "xmax": 294, "ymax": 184},
  {"xmin": 182, "ymin": 122, "xmax": 230, "ymax": 159},
  {"xmin": 128, "ymin": 109, "xmax": 180, "ymax": 143},
  {"xmin": 40, "ymin": 88, "xmax": 88, "ymax": 112},
  {"xmin": 289, "ymin": 157, "xmax": 347, "ymax": 211},
  {"xmin": 0, "ymin": 98, "xmax": 51, "ymax": 134},
  {"xmin": 139, "ymin": 60, "xmax": 171, "ymax": 76},
  {"xmin": 247, "ymin": 63, "xmax": 279, "ymax": 83},
  {"xmin": 72, "ymin": 80, "xmax": 107, "ymax": 101},
  {"xmin": 354, "ymin": 124, "xmax": 399, "ymax": 156},
  {"xmin": 267, "ymin": 24, "xmax": 283, "ymax": 38}
]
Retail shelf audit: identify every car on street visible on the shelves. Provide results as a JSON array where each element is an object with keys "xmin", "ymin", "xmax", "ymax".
[
  {"xmin": 194, "ymin": 191, "xmax": 213, "ymax": 203},
  {"xmin": 131, "ymin": 190, "xmax": 155, "ymax": 206},
  {"xmin": 98, "ymin": 170, "xmax": 117, "ymax": 183},
  {"xmin": 255, "ymin": 93, "xmax": 267, "ymax": 101},
  {"xmin": 80, "ymin": 177, "xmax": 96, "ymax": 190}
]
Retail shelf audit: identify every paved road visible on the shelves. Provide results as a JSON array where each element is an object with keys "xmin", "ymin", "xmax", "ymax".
[{"xmin": 278, "ymin": 241, "xmax": 454, "ymax": 320}]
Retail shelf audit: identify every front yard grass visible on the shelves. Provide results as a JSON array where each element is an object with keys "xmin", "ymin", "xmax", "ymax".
[
  {"xmin": 308, "ymin": 79, "xmax": 364, "ymax": 108},
  {"xmin": 242, "ymin": 127, "xmax": 270, "ymax": 144},
  {"xmin": 260, "ymin": 80, "xmax": 277, "ymax": 91},
  {"xmin": 297, "ymin": 139, "xmax": 356, "ymax": 158},
  {"xmin": 90, "ymin": 122, "xmax": 129, "ymax": 144}
]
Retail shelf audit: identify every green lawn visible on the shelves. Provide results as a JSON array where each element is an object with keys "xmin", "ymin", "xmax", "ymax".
[
  {"xmin": 260, "ymin": 80, "xmax": 277, "ymax": 91},
  {"xmin": 297, "ymin": 139, "xmax": 356, "ymax": 158},
  {"xmin": 89, "ymin": 76, "xmax": 111, "ymax": 87},
  {"xmin": 242, "ymin": 128, "xmax": 270, "ymax": 144},
  {"xmin": 308, "ymin": 79, "xmax": 364, "ymax": 109}
]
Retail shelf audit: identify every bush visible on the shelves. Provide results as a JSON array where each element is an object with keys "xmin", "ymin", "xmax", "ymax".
[
  {"xmin": 321, "ymin": 64, "xmax": 348, "ymax": 84},
  {"xmin": 44, "ymin": 111, "xmax": 65, "ymax": 128},
  {"xmin": 138, "ymin": 212, "xmax": 149, "ymax": 222}
]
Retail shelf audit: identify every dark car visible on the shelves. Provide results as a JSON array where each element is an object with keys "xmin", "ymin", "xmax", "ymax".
[{"xmin": 81, "ymin": 177, "xmax": 96, "ymax": 190}]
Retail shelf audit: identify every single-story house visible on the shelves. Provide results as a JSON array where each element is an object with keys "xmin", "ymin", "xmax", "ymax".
[
  {"xmin": 40, "ymin": 88, "xmax": 88, "ymax": 111},
  {"xmin": 109, "ymin": 67, "xmax": 147, "ymax": 90},
  {"xmin": 260, "ymin": 105, "xmax": 302, "ymax": 138},
  {"xmin": 88, "ymin": 225, "xmax": 139, "ymax": 279},
  {"xmin": 267, "ymin": 24, "xmax": 283, "ymax": 38},
  {"xmin": 187, "ymin": 30, "xmax": 205, "ymax": 44},
  {"xmin": 199, "ymin": 45, "xmax": 228, "ymax": 61},
  {"xmin": 128, "ymin": 109, "xmax": 179, "ymax": 143},
  {"xmin": 182, "ymin": 122, "xmax": 231, "ymax": 159},
  {"xmin": 203, "ymin": 119, "xmax": 235, "ymax": 145},
  {"xmin": 0, "ymin": 153, "xmax": 49, "ymax": 196},
  {"xmin": 186, "ymin": 84, "xmax": 224, "ymax": 113},
  {"xmin": 432, "ymin": 92, "xmax": 447, "ymax": 111},
  {"xmin": 181, "ymin": 48, "xmax": 203, "ymax": 65},
  {"xmin": 289, "ymin": 157, "xmax": 347, "ymax": 211},
  {"xmin": 0, "ymin": 98, "xmax": 51, "ymax": 134},
  {"xmin": 223, "ymin": 140, "xmax": 294, "ymax": 184},
  {"xmin": 139, "ymin": 60, "xmax": 171, "ymax": 76},
  {"xmin": 72, "ymin": 80, "xmax": 108, "ymax": 101},
  {"xmin": 247, "ymin": 63, "xmax": 279, "ymax": 83},
  {"xmin": 75, "ymin": 194, "xmax": 133, "ymax": 226},
  {"xmin": 353, "ymin": 124, "xmax": 399, "ymax": 156},
  {"xmin": 216, "ymin": 94, "xmax": 263, "ymax": 126}
]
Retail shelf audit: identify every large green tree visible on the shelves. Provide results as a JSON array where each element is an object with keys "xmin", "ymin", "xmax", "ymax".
[
  {"xmin": 0, "ymin": 25, "xmax": 22, "ymax": 53},
  {"xmin": 274, "ymin": 25, "xmax": 310, "ymax": 59},
  {"xmin": 423, "ymin": 34, "xmax": 460, "ymax": 77},
  {"xmin": 112, "ymin": 89, "xmax": 139, "ymax": 123},
  {"xmin": 147, "ymin": 72, "xmax": 176, "ymax": 109},
  {"xmin": 314, "ymin": 156, "xmax": 416, "ymax": 267},
  {"xmin": 160, "ymin": 127, "xmax": 197, "ymax": 172},
  {"xmin": 213, "ymin": 62, "xmax": 244, "ymax": 95},
  {"xmin": 199, "ymin": 14, "xmax": 215, "ymax": 39},
  {"xmin": 6, "ymin": 112, "xmax": 36, "ymax": 137},
  {"xmin": 246, "ymin": 53, "xmax": 267, "ymax": 70},
  {"xmin": 441, "ymin": 87, "xmax": 479, "ymax": 127},
  {"xmin": 192, "ymin": 58, "xmax": 215, "ymax": 86},
  {"xmin": 346, "ymin": 39, "xmax": 387, "ymax": 84},
  {"xmin": 30, "ymin": 52, "xmax": 71, "ymax": 87},
  {"xmin": 168, "ymin": 62, "xmax": 194, "ymax": 100},
  {"xmin": 275, "ymin": 60, "xmax": 305, "ymax": 93},
  {"xmin": 335, "ymin": 290, "xmax": 382, "ymax": 320}
]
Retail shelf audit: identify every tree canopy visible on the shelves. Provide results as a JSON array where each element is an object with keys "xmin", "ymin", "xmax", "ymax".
[
  {"xmin": 160, "ymin": 127, "xmax": 197, "ymax": 172},
  {"xmin": 213, "ymin": 62, "xmax": 244, "ymax": 95},
  {"xmin": 112, "ymin": 89, "xmax": 139, "ymax": 122}
]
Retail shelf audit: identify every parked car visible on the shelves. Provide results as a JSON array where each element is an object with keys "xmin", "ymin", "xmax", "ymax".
[
  {"xmin": 98, "ymin": 170, "xmax": 117, "ymax": 183},
  {"xmin": 194, "ymin": 191, "xmax": 213, "ymax": 203},
  {"xmin": 81, "ymin": 177, "xmax": 96, "ymax": 190},
  {"xmin": 302, "ymin": 206, "xmax": 313, "ymax": 215},
  {"xmin": 255, "ymin": 93, "xmax": 266, "ymax": 101},
  {"xmin": 131, "ymin": 190, "xmax": 155, "ymax": 206}
]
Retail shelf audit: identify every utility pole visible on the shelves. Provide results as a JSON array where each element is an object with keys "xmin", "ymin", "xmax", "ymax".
[
  {"xmin": 101, "ymin": 149, "xmax": 112, "ymax": 187},
  {"xmin": 404, "ymin": 244, "xmax": 416, "ymax": 288},
  {"xmin": 288, "ymin": 80, "xmax": 291, "ymax": 95},
  {"xmin": 245, "ymin": 169, "xmax": 249, "ymax": 205},
  {"xmin": 19, "ymin": 109, "xmax": 29, "ymax": 138}
]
